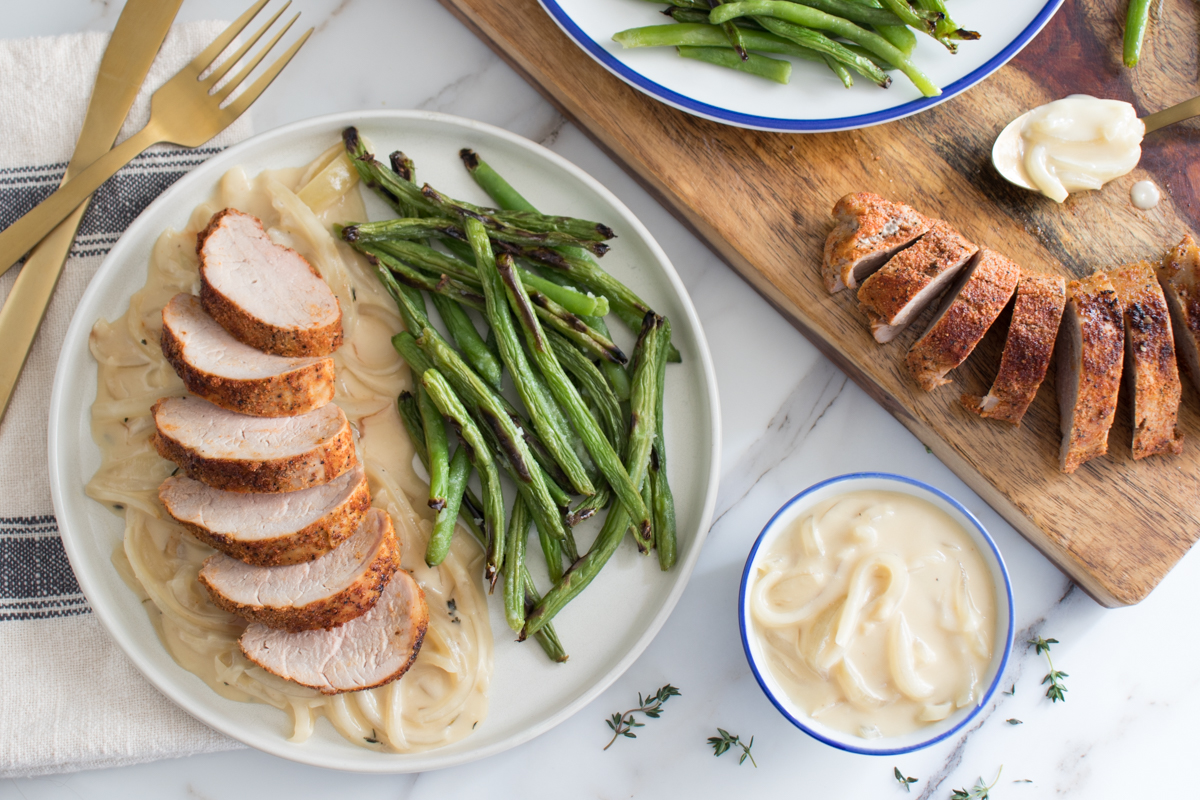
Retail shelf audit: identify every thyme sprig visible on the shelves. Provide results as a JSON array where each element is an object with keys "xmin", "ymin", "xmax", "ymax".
[
  {"xmin": 1029, "ymin": 636, "xmax": 1068, "ymax": 702},
  {"xmin": 894, "ymin": 766, "xmax": 918, "ymax": 791},
  {"xmin": 952, "ymin": 766, "xmax": 1003, "ymax": 799},
  {"xmin": 603, "ymin": 684, "xmax": 681, "ymax": 750},
  {"xmin": 708, "ymin": 728, "xmax": 757, "ymax": 767}
]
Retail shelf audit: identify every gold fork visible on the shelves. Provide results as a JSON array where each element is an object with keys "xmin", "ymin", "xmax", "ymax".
[{"xmin": 0, "ymin": 0, "xmax": 312, "ymax": 278}]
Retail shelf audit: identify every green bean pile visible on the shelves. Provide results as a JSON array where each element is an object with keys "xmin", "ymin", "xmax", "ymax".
[
  {"xmin": 613, "ymin": 0, "xmax": 982, "ymax": 97},
  {"xmin": 339, "ymin": 128, "xmax": 679, "ymax": 662}
]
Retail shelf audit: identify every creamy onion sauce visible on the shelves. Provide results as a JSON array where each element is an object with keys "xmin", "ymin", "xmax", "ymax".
[
  {"xmin": 748, "ymin": 491, "xmax": 996, "ymax": 739},
  {"xmin": 1019, "ymin": 95, "xmax": 1144, "ymax": 203},
  {"xmin": 85, "ymin": 144, "xmax": 493, "ymax": 752}
]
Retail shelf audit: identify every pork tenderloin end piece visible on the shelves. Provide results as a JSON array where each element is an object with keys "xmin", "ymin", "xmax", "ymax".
[
  {"xmin": 152, "ymin": 396, "xmax": 356, "ymax": 493},
  {"xmin": 1109, "ymin": 261, "xmax": 1184, "ymax": 459},
  {"xmin": 857, "ymin": 221, "xmax": 980, "ymax": 344},
  {"xmin": 159, "ymin": 465, "xmax": 371, "ymax": 566},
  {"xmin": 822, "ymin": 192, "xmax": 934, "ymax": 293},
  {"xmin": 240, "ymin": 565, "xmax": 429, "ymax": 694},
  {"xmin": 906, "ymin": 248, "xmax": 1021, "ymax": 391},
  {"xmin": 1056, "ymin": 272, "xmax": 1125, "ymax": 474},
  {"xmin": 199, "ymin": 508, "xmax": 400, "ymax": 632},
  {"xmin": 1156, "ymin": 235, "xmax": 1200, "ymax": 394},
  {"xmin": 961, "ymin": 272, "xmax": 1066, "ymax": 425},
  {"xmin": 198, "ymin": 208, "xmax": 343, "ymax": 357},
  {"xmin": 161, "ymin": 293, "xmax": 335, "ymax": 418}
]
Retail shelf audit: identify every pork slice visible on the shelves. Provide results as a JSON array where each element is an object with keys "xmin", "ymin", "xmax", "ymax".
[
  {"xmin": 198, "ymin": 208, "xmax": 343, "ymax": 357},
  {"xmin": 1056, "ymin": 272, "xmax": 1125, "ymax": 474},
  {"xmin": 240, "ymin": 565, "xmax": 428, "ymax": 694},
  {"xmin": 822, "ymin": 192, "xmax": 934, "ymax": 293},
  {"xmin": 906, "ymin": 249, "xmax": 1022, "ymax": 391},
  {"xmin": 152, "ymin": 396, "xmax": 355, "ymax": 493},
  {"xmin": 160, "ymin": 465, "xmax": 371, "ymax": 566},
  {"xmin": 1108, "ymin": 261, "xmax": 1184, "ymax": 459},
  {"xmin": 962, "ymin": 272, "xmax": 1066, "ymax": 425},
  {"xmin": 857, "ymin": 222, "xmax": 980, "ymax": 343},
  {"xmin": 199, "ymin": 508, "xmax": 400, "ymax": 632},
  {"xmin": 1156, "ymin": 235, "xmax": 1200, "ymax": 394},
  {"xmin": 161, "ymin": 293, "xmax": 335, "ymax": 418}
]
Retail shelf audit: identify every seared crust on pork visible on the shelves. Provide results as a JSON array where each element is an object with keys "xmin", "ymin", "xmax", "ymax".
[
  {"xmin": 159, "ymin": 465, "xmax": 371, "ymax": 566},
  {"xmin": 906, "ymin": 249, "xmax": 1021, "ymax": 391},
  {"xmin": 198, "ymin": 509, "xmax": 400, "ymax": 632},
  {"xmin": 152, "ymin": 396, "xmax": 356, "ymax": 493},
  {"xmin": 1057, "ymin": 272, "xmax": 1125, "ymax": 473},
  {"xmin": 198, "ymin": 209, "xmax": 343, "ymax": 357},
  {"xmin": 822, "ymin": 192, "xmax": 934, "ymax": 293},
  {"xmin": 240, "ymin": 565, "xmax": 429, "ymax": 694},
  {"xmin": 1108, "ymin": 261, "xmax": 1184, "ymax": 459},
  {"xmin": 962, "ymin": 272, "xmax": 1066, "ymax": 425},
  {"xmin": 857, "ymin": 221, "xmax": 980, "ymax": 343},
  {"xmin": 161, "ymin": 294, "xmax": 335, "ymax": 418},
  {"xmin": 1156, "ymin": 235, "xmax": 1200, "ymax": 393}
]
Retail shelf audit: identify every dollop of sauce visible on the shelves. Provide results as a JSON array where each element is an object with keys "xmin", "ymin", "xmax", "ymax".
[
  {"xmin": 1131, "ymin": 180, "xmax": 1161, "ymax": 210},
  {"xmin": 747, "ymin": 491, "xmax": 997, "ymax": 739},
  {"xmin": 1019, "ymin": 95, "xmax": 1144, "ymax": 203}
]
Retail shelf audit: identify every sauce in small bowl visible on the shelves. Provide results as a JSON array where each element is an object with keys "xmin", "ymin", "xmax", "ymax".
[{"xmin": 739, "ymin": 473, "xmax": 1014, "ymax": 755}]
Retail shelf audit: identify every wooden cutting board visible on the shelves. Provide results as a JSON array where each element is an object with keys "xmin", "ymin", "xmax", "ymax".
[{"xmin": 437, "ymin": 0, "xmax": 1200, "ymax": 606}]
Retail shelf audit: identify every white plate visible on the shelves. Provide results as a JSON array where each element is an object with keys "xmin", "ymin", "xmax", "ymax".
[
  {"xmin": 539, "ymin": 0, "xmax": 1063, "ymax": 132},
  {"xmin": 47, "ymin": 110, "xmax": 721, "ymax": 773}
]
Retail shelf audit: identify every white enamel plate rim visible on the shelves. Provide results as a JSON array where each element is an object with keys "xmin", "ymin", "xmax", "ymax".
[
  {"xmin": 46, "ymin": 109, "xmax": 721, "ymax": 773},
  {"xmin": 537, "ymin": 0, "xmax": 1066, "ymax": 132}
]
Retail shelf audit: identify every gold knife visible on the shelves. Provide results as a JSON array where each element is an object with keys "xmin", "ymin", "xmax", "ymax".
[{"xmin": 0, "ymin": 0, "xmax": 183, "ymax": 424}]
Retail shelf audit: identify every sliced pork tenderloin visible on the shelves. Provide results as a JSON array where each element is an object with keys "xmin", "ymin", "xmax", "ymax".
[
  {"xmin": 962, "ymin": 272, "xmax": 1066, "ymax": 425},
  {"xmin": 199, "ymin": 508, "xmax": 399, "ymax": 632},
  {"xmin": 1108, "ymin": 261, "xmax": 1184, "ymax": 459},
  {"xmin": 159, "ymin": 465, "xmax": 371, "ymax": 567},
  {"xmin": 240, "ymin": 565, "xmax": 428, "ymax": 694},
  {"xmin": 161, "ymin": 293, "xmax": 335, "ymax": 418},
  {"xmin": 822, "ymin": 192, "xmax": 934, "ymax": 293},
  {"xmin": 857, "ymin": 222, "xmax": 980, "ymax": 343},
  {"xmin": 1057, "ymin": 272, "xmax": 1125, "ymax": 474},
  {"xmin": 198, "ymin": 209, "xmax": 343, "ymax": 357},
  {"xmin": 1156, "ymin": 235, "xmax": 1200, "ymax": 393},
  {"xmin": 152, "ymin": 396, "xmax": 356, "ymax": 493},
  {"xmin": 906, "ymin": 248, "xmax": 1022, "ymax": 391}
]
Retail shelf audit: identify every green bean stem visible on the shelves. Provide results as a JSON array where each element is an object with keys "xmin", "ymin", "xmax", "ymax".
[
  {"xmin": 493, "ymin": 252, "xmax": 653, "ymax": 546},
  {"xmin": 463, "ymin": 218, "xmax": 596, "ymax": 497},
  {"xmin": 914, "ymin": 0, "xmax": 980, "ymax": 44},
  {"xmin": 708, "ymin": 0, "xmax": 751, "ymax": 60},
  {"xmin": 504, "ymin": 494, "xmax": 531, "ymax": 632},
  {"xmin": 1124, "ymin": 0, "xmax": 1150, "ymax": 67},
  {"xmin": 417, "ymin": 385, "xmax": 450, "ymax": 513},
  {"xmin": 711, "ymin": 1, "xmax": 940, "ymax": 96},
  {"xmin": 421, "ymin": 368, "xmax": 505, "ymax": 588},
  {"xmin": 676, "ymin": 46, "xmax": 792, "ymax": 83}
]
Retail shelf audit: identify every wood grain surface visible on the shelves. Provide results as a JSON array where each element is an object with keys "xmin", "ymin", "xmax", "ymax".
[{"xmin": 436, "ymin": 0, "xmax": 1200, "ymax": 606}]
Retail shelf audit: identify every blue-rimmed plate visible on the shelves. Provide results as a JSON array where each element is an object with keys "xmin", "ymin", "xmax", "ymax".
[{"xmin": 538, "ymin": 0, "xmax": 1063, "ymax": 132}]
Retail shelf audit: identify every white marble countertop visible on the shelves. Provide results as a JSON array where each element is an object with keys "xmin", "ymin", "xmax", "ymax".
[{"xmin": 4, "ymin": 1, "xmax": 1198, "ymax": 797}]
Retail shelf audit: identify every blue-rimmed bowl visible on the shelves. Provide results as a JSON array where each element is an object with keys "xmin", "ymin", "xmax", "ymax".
[
  {"xmin": 538, "ymin": 0, "xmax": 1064, "ymax": 133},
  {"xmin": 738, "ymin": 473, "xmax": 1014, "ymax": 755}
]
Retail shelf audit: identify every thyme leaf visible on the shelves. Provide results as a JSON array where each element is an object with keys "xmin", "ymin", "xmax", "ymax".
[
  {"xmin": 951, "ymin": 766, "xmax": 1002, "ymax": 799},
  {"xmin": 894, "ymin": 766, "xmax": 918, "ymax": 791},
  {"xmin": 603, "ymin": 684, "xmax": 681, "ymax": 750},
  {"xmin": 1029, "ymin": 636, "xmax": 1067, "ymax": 702},
  {"xmin": 708, "ymin": 728, "xmax": 756, "ymax": 767}
]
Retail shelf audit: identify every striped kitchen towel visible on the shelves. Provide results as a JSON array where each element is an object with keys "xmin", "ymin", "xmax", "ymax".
[{"xmin": 0, "ymin": 22, "xmax": 250, "ymax": 778}]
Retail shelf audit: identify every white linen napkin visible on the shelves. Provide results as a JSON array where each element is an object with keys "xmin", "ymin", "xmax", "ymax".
[{"xmin": 0, "ymin": 22, "xmax": 252, "ymax": 778}]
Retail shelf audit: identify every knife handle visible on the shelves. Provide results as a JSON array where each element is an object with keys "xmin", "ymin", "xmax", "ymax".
[
  {"xmin": 0, "ymin": 201, "xmax": 90, "ymax": 424},
  {"xmin": 0, "ymin": 125, "xmax": 158, "ymax": 279}
]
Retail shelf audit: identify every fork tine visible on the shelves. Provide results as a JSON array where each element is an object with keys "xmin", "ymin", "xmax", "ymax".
[
  {"xmin": 221, "ymin": 25, "xmax": 312, "ymax": 116},
  {"xmin": 189, "ymin": 0, "xmax": 270, "ymax": 73},
  {"xmin": 204, "ymin": 1, "xmax": 291, "ymax": 88},
  {"xmin": 217, "ymin": 13, "xmax": 300, "ymax": 103}
]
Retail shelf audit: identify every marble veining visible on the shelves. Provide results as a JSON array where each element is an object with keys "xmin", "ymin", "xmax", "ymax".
[{"xmin": 3, "ymin": 0, "xmax": 1199, "ymax": 797}]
